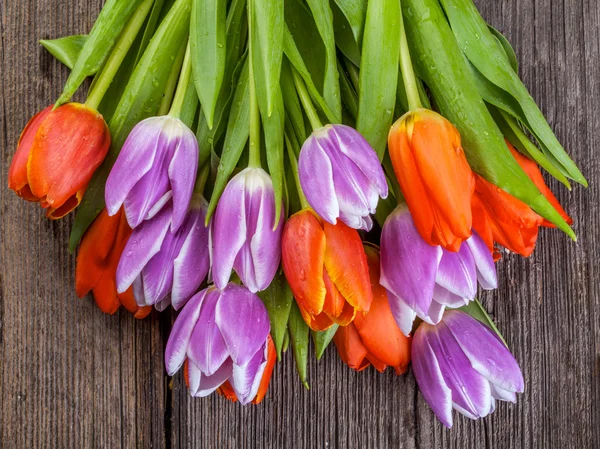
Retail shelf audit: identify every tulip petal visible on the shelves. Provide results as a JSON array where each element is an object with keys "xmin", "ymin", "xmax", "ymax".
[
  {"xmin": 281, "ymin": 211, "xmax": 327, "ymax": 316},
  {"xmin": 323, "ymin": 221, "xmax": 372, "ymax": 313},
  {"xmin": 412, "ymin": 324, "xmax": 454, "ymax": 427},
  {"xmin": 330, "ymin": 124, "xmax": 388, "ymax": 198},
  {"xmin": 380, "ymin": 206, "xmax": 442, "ymax": 317},
  {"xmin": 105, "ymin": 117, "xmax": 163, "ymax": 216},
  {"xmin": 465, "ymin": 233, "xmax": 498, "ymax": 290},
  {"xmin": 231, "ymin": 344, "xmax": 267, "ymax": 405},
  {"xmin": 298, "ymin": 137, "xmax": 340, "ymax": 224},
  {"xmin": 168, "ymin": 124, "xmax": 199, "ymax": 231},
  {"xmin": 333, "ymin": 324, "xmax": 370, "ymax": 371},
  {"xmin": 444, "ymin": 311, "xmax": 524, "ymax": 393},
  {"xmin": 387, "ymin": 292, "xmax": 417, "ymax": 337},
  {"xmin": 116, "ymin": 206, "xmax": 172, "ymax": 293},
  {"xmin": 164, "ymin": 290, "xmax": 206, "ymax": 375},
  {"xmin": 210, "ymin": 174, "xmax": 247, "ymax": 289},
  {"xmin": 353, "ymin": 277, "xmax": 411, "ymax": 368},
  {"xmin": 425, "ymin": 322, "xmax": 492, "ymax": 418},
  {"xmin": 187, "ymin": 289, "xmax": 230, "ymax": 376},
  {"xmin": 172, "ymin": 205, "xmax": 210, "ymax": 310},
  {"xmin": 436, "ymin": 244, "xmax": 477, "ymax": 300},
  {"xmin": 432, "ymin": 285, "xmax": 469, "ymax": 308},
  {"xmin": 193, "ymin": 359, "xmax": 234, "ymax": 398},
  {"xmin": 28, "ymin": 103, "xmax": 110, "ymax": 209},
  {"xmin": 490, "ymin": 383, "xmax": 517, "ymax": 403},
  {"xmin": 423, "ymin": 300, "xmax": 446, "ymax": 325},
  {"xmin": 215, "ymin": 284, "xmax": 270, "ymax": 366},
  {"xmin": 8, "ymin": 106, "xmax": 53, "ymax": 197},
  {"xmin": 132, "ymin": 276, "xmax": 147, "ymax": 307},
  {"xmin": 141, "ymin": 230, "xmax": 182, "ymax": 306}
]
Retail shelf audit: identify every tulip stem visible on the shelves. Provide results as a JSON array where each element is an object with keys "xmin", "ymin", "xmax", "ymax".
[
  {"xmin": 248, "ymin": 0, "xmax": 262, "ymax": 168},
  {"xmin": 398, "ymin": 4, "xmax": 422, "ymax": 111},
  {"xmin": 285, "ymin": 134, "xmax": 310, "ymax": 210},
  {"xmin": 169, "ymin": 40, "xmax": 193, "ymax": 119},
  {"xmin": 194, "ymin": 163, "xmax": 210, "ymax": 195},
  {"xmin": 292, "ymin": 68, "xmax": 323, "ymax": 131},
  {"xmin": 84, "ymin": 0, "xmax": 154, "ymax": 111}
]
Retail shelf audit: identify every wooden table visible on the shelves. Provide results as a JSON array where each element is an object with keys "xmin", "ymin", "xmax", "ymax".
[{"xmin": 1, "ymin": 0, "xmax": 598, "ymax": 447}]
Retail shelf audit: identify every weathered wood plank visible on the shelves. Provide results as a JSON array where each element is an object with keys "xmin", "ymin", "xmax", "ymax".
[
  {"xmin": 0, "ymin": 0, "xmax": 598, "ymax": 448},
  {"xmin": 0, "ymin": 1, "xmax": 166, "ymax": 448}
]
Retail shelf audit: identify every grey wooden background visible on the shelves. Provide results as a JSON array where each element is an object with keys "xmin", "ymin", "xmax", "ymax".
[{"xmin": 1, "ymin": 0, "xmax": 599, "ymax": 448}]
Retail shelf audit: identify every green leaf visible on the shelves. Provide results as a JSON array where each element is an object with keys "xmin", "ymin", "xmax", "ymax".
[
  {"xmin": 205, "ymin": 57, "xmax": 251, "ymax": 223},
  {"xmin": 251, "ymin": 0, "xmax": 284, "ymax": 117},
  {"xmin": 69, "ymin": 0, "xmax": 192, "ymax": 251},
  {"xmin": 331, "ymin": 2, "xmax": 361, "ymax": 67},
  {"xmin": 338, "ymin": 61, "xmax": 358, "ymax": 119},
  {"xmin": 288, "ymin": 302, "xmax": 310, "ymax": 389},
  {"xmin": 283, "ymin": 26, "xmax": 337, "ymax": 124},
  {"xmin": 191, "ymin": 0, "xmax": 227, "ymax": 128},
  {"xmin": 56, "ymin": 0, "xmax": 145, "ymax": 106},
  {"xmin": 331, "ymin": 0, "xmax": 366, "ymax": 44},
  {"xmin": 402, "ymin": 0, "xmax": 575, "ymax": 239},
  {"xmin": 490, "ymin": 106, "xmax": 571, "ymax": 189},
  {"xmin": 282, "ymin": 329, "xmax": 290, "ymax": 353},
  {"xmin": 311, "ymin": 325, "xmax": 338, "ymax": 360},
  {"xmin": 40, "ymin": 35, "xmax": 87, "ymax": 70},
  {"xmin": 459, "ymin": 300, "xmax": 507, "ymax": 347},
  {"xmin": 356, "ymin": 0, "xmax": 400, "ymax": 159},
  {"xmin": 197, "ymin": 0, "xmax": 248, "ymax": 167},
  {"xmin": 258, "ymin": 274, "xmax": 294, "ymax": 359},
  {"xmin": 304, "ymin": 0, "xmax": 341, "ymax": 120},
  {"xmin": 439, "ymin": 0, "xmax": 586, "ymax": 186},
  {"xmin": 487, "ymin": 24, "xmax": 518, "ymax": 72}
]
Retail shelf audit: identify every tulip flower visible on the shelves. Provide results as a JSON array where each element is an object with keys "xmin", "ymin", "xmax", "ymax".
[
  {"xmin": 281, "ymin": 209, "xmax": 372, "ymax": 331},
  {"xmin": 412, "ymin": 310, "xmax": 524, "ymax": 427},
  {"xmin": 116, "ymin": 193, "xmax": 210, "ymax": 310},
  {"xmin": 215, "ymin": 336, "xmax": 276, "ymax": 404},
  {"xmin": 388, "ymin": 109, "xmax": 475, "ymax": 252},
  {"xmin": 164, "ymin": 284, "xmax": 271, "ymax": 404},
  {"xmin": 75, "ymin": 208, "xmax": 151, "ymax": 319},
  {"xmin": 298, "ymin": 124, "xmax": 388, "ymax": 231},
  {"xmin": 472, "ymin": 143, "xmax": 572, "ymax": 259},
  {"xmin": 8, "ymin": 103, "xmax": 110, "ymax": 218},
  {"xmin": 211, "ymin": 167, "xmax": 283, "ymax": 293},
  {"xmin": 333, "ymin": 245, "xmax": 411, "ymax": 374},
  {"xmin": 105, "ymin": 116, "xmax": 199, "ymax": 232},
  {"xmin": 380, "ymin": 205, "xmax": 497, "ymax": 335}
]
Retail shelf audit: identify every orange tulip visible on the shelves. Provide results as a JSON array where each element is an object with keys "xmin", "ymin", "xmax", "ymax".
[
  {"xmin": 333, "ymin": 245, "xmax": 411, "ymax": 374},
  {"xmin": 388, "ymin": 109, "xmax": 475, "ymax": 252},
  {"xmin": 508, "ymin": 145, "xmax": 573, "ymax": 228},
  {"xmin": 8, "ymin": 103, "xmax": 110, "ymax": 219},
  {"xmin": 472, "ymin": 143, "xmax": 571, "ymax": 259},
  {"xmin": 216, "ymin": 336, "xmax": 277, "ymax": 404},
  {"xmin": 76, "ymin": 208, "xmax": 151, "ymax": 318},
  {"xmin": 281, "ymin": 209, "xmax": 372, "ymax": 331}
]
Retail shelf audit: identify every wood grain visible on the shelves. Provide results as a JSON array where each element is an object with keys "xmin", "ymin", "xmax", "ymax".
[{"xmin": 0, "ymin": 0, "xmax": 598, "ymax": 448}]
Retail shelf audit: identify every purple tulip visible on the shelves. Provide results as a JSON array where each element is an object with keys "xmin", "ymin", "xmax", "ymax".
[
  {"xmin": 210, "ymin": 167, "xmax": 283, "ymax": 293},
  {"xmin": 164, "ymin": 284, "xmax": 271, "ymax": 404},
  {"xmin": 298, "ymin": 124, "xmax": 388, "ymax": 231},
  {"xmin": 412, "ymin": 310, "xmax": 524, "ymax": 427},
  {"xmin": 116, "ymin": 193, "xmax": 210, "ymax": 310},
  {"xmin": 380, "ymin": 205, "xmax": 497, "ymax": 335},
  {"xmin": 105, "ymin": 116, "xmax": 199, "ymax": 232}
]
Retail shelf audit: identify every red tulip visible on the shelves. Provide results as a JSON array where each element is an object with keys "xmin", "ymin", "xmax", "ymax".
[
  {"xmin": 333, "ymin": 245, "xmax": 411, "ymax": 374},
  {"xmin": 76, "ymin": 208, "xmax": 151, "ymax": 318},
  {"xmin": 282, "ymin": 209, "xmax": 372, "ymax": 331},
  {"xmin": 8, "ymin": 103, "xmax": 110, "ymax": 218}
]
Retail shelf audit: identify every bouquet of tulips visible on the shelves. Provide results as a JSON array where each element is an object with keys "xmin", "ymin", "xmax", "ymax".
[{"xmin": 8, "ymin": 0, "xmax": 585, "ymax": 427}]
